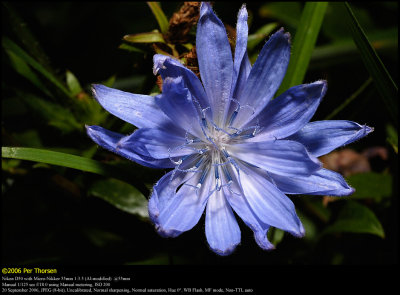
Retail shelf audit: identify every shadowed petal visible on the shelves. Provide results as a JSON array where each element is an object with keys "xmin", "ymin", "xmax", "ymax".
[
  {"xmin": 230, "ymin": 139, "xmax": 322, "ymax": 177},
  {"xmin": 153, "ymin": 54, "xmax": 209, "ymax": 111},
  {"xmin": 223, "ymin": 168, "xmax": 275, "ymax": 250},
  {"xmin": 238, "ymin": 164, "xmax": 305, "ymax": 237},
  {"xmin": 86, "ymin": 125, "xmax": 173, "ymax": 168},
  {"xmin": 155, "ymin": 76, "xmax": 203, "ymax": 138},
  {"xmin": 227, "ymin": 4, "xmax": 252, "ymax": 126},
  {"xmin": 206, "ymin": 188, "xmax": 241, "ymax": 256},
  {"xmin": 271, "ymin": 168, "xmax": 355, "ymax": 196},
  {"xmin": 287, "ymin": 120, "xmax": 374, "ymax": 157},
  {"xmin": 245, "ymin": 81, "xmax": 327, "ymax": 140},
  {"xmin": 92, "ymin": 84, "xmax": 172, "ymax": 129},
  {"xmin": 149, "ymin": 164, "xmax": 213, "ymax": 238},
  {"xmin": 232, "ymin": 4, "xmax": 250, "ymax": 98},
  {"xmin": 197, "ymin": 2, "xmax": 233, "ymax": 124},
  {"xmin": 234, "ymin": 28, "xmax": 291, "ymax": 126},
  {"xmin": 118, "ymin": 128, "xmax": 196, "ymax": 160}
]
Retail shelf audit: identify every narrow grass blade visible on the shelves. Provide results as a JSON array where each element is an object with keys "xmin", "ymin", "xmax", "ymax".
[
  {"xmin": 247, "ymin": 22, "xmax": 278, "ymax": 51},
  {"xmin": 1, "ymin": 147, "xmax": 149, "ymax": 196},
  {"xmin": 276, "ymin": 2, "xmax": 328, "ymax": 96},
  {"xmin": 4, "ymin": 48, "xmax": 52, "ymax": 97},
  {"xmin": 2, "ymin": 37, "xmax": 71, "ymax": 97},
  {"xmin": 147, "ymin": 2, "xmax": 169, "ymax": 34},
  {"xmin": 343, "ymin": 2, "xmax": 398, "ymax": 126},
  {"xmin": 325, "ymin": 77, "xmax": 373, "ymax": 120}
]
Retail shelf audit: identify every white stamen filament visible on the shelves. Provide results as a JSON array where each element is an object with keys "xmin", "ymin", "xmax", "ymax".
[{"xmin": 168, "ymin": 98, "xmax": 260, "ymax": 195}]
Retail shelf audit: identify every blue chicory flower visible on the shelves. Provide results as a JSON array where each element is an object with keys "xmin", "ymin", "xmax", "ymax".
[{"xmin": 87, "ymin": 3, "xmax": 373, "ymax": 256}]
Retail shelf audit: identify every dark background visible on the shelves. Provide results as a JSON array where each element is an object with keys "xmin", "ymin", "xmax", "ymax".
[{"xmin": 1, "ymin": 2, "xmax": 398, "ymax": 267}]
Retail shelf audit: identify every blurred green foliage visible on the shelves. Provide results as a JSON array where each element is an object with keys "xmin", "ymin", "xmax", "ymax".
[{"xmin": 1, "ymin": 2, "xmax": 398, "ymax": 265}]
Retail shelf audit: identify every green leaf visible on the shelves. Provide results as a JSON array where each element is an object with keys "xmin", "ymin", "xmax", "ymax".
[
  {"xmin": 89, "ymin": 178, "xmax": 148, "ymax": 219},
  {"xmin": 1, "ymin": 147, "xmax": 149, "ymax": 196},
  {"xmin": 386, "ymin": 124, "xmax": 398, "ymax": 154},
  {"xmin": 247, "ymin": 22, "xmax": 279, "ymax": 51},
  {"xmin": 21, "ymin": 94, "xmax": 81, "ymax": 133},
  {"xmin": 101, "ymin": 75, "xmax": 116, "ymax": 88},
  {"xmin": 3, "ymin": 2, "xmax": 55, "ymax": 74},
  {"xmin": 322, "ymin": 201, "xmax": 385, "ymax": 238},
  {"xmin": 4, "ymin": 49, "xmax": 52, "ymax": 97},
  {"xmin": 66, "ymin": 70, "xmax": 82, "ymax": 96},
  {"xmin": 123, "ymin": 31, "xmax": 165, "ymax": 44},
  {"xmin": 343, "ymin": 2, "xmax": 398, "ymax": 126},
  {"xmin": 346, "ymin": 172, "xmax": 392, "ymax": 200},
  {"xmin": 310, "ymin": 30, "xmax": 398, "ymax": 70},
  {"xmin": 118, "ymin": 43, "xmax": 146, "ymax": 53},
  {"xmin": 259, "ymin": 2, "xmax": 302, "ymax": 29},
  {"xmin": 2, "ymin": 37, "xmax": 71, "ymax": 97},
  {"xmin": 276, "ymin": 2, "xmax": 328, "ymax": 96},
  {"xmin": 147, "ymin": 2, "xmax": 169, "ymax": 34},
  {"xmin": 267, "ymin": 227, "xmax": 285, "ymax": 246}
]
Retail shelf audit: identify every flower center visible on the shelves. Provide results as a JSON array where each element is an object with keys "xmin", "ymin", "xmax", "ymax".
[{"xmin": 168, "ymin": 98, "xmax": 260, "ymax": 195}]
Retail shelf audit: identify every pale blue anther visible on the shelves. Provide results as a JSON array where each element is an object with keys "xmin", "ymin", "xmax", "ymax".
[{"xmin": 228, "ymin": 110, "xmax": 238, "ymax": 127}]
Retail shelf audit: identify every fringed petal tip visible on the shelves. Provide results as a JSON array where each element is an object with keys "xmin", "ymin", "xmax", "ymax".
[
  {"xmin": 314, "ymin": 79, "xmax": 328, "ymax": 94},
  {"xmin": 153, "ymin": 54, "xmax": 169, "ymax": 75},
  {"xmin": 91, "ymin": 84, "xmax": 99, "ymax": 97},
  {"xmin": 199, "ymin": 2, "xmax": 213, "ymax": 18},
  {"xmin": 365, "ymin": 125, "xmax": 374, "ymax": 134},
  {"xmin": 328, "ymin": 186, "xmax": 356, "ymax": 197},
  {"xmin": 254, "ymin": 232, "xmax": 275, "ymax": 251},
  {"xmin": 238, "ymin": 4, "xmax": 248, "ymax": 19},
  {"xmin": 290, "ymin": 222, "xmax": 306, "ymax": 238},
  {"xmin": 155, "ymin": 224, "xmax": 183, "ymax": 238},
  {"xmin": 274, "ymin": 27, "xmax": 291, "ymax": 43},
  {"xmin": 209, "ymin": 243, "xmax": 239, "ymax": 257}
]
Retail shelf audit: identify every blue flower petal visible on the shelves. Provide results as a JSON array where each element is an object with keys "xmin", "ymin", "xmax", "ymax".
[
  {"xmin": 86, "ymin": 125, "xmax": 173, "ymax": 168},
  {"xmin": 155, "ymin": 77, "xmax": 203, "ymax": 138},
  {"xmin": 148, "ymin": 165, "xmax": 213, "ymax": 238},
  {"xmin": 287, "ymin": 120, "xmax": 374, "ymax": 157},
  {"xmin": 270, "ymin": 168, "xmax": 355, "ymax": 196},
  {"xmin": 234, "ymin": 28, "xmax": 291, "ymax": 126},
  {"xmin": 92, "ymin": 84, "xmax": 171, "ymax": 129},
  {"xmin": 245, "ymin": 81, "xmax": 327, "ymax": 140},
  {"xmin": 230, "ymin": 139, "xmax": 322, "ymax": 177},
  {"xmin": 153, "ymin": 54, "xmax": 210, "ymax": 111},
  {"xmin": 206, "ymin": 189, "xmax": 241, "ymax": 256},
  {"xmin": 121, "ymin": 128, "xmax": 196, "ymax": 160},
  {"xmin": 231, "ymin": 4, "xmax": 251, "ymax": 98},
  {"xmin": 224, "ymin": 173, "xmax": 275, "ymax": 250},
  {"xmin": 239, "ymin": 164, "xmax": 305, "ymax": 237},
  {"xmin": 197, "ymin": 2, "xmax": 233, "ymax": 125}
]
